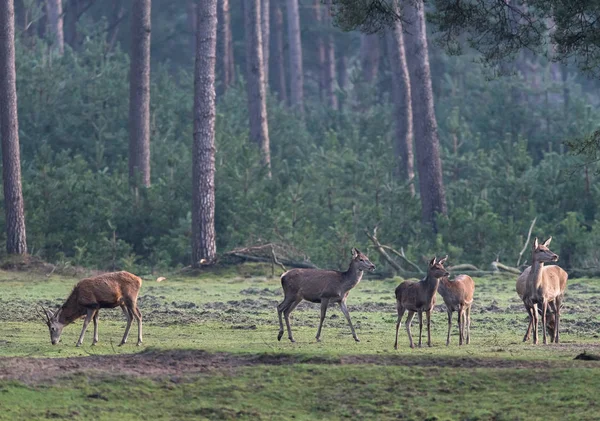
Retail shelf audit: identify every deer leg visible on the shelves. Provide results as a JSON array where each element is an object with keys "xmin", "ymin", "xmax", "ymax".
[
  {"xmin": 541, "ymin": 301, "xmax": 548, "ymax": 345},
  {"xmin": 446, "ymin": 309, "xmax": 452, "ymax": 346},
  {"xmin": 119, "ymin": 305, "xmax": 133, "ymax": 346},
  {"xmin": 466, "ymin": 305, "xmax": 471, "ymax": 345},
  {"xmin": 340, "ymin": 300, "xmax": 360, "ymax": 342},
  {"xmin": 284, "ymin": 298, "xmax": 302, "ymax": 343},
  {"xmin": 133, "ymin": 305, "xmax": 143, "ymax": 346},
  {"xmin": 394, "ymin": 305, "xmax": 406, "ymax": 350},
  {"xmin": 277, "ymin": 296, "xmax": 294, "ymax": 341},
  {"xmin": 523, "ymin": 305, "xmax": 533, "ymax": 342},
  {"xmin": 76, "ymin": 308, "xmax": 95, "ymax": 347},
  {"xmin": 315, "ymin": 299, "xmax": 329, "ymax": 342},
  {"xmin": 418, "ymin": 311, "xmax": 423, "ymax": 348},
  {"xmin": 91, "ymin": 310, "xmax": 99, "ymax": 345},
  {"xmin": 405, "ymin": 311, "xmax": 416, "ymax": 349},
  {"xmin": 426, "ymin": 310, "xmax": 432, "ymax": 347},
  {"xmin": 554, "ymin": 298, "xmax": 561, "ymax": 344},
  {"xmin": 532, "ymin": 303, "xmax": 539, "ymax": 345}
]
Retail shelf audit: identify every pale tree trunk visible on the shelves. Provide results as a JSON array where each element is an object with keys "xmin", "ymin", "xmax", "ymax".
[
  {"xmin": 45, "ymin": 0, "xmax": 64, "ymax": 54},
  {"xmin": 0, "ymin": 0, "xmax": 27, "ymax": 254},
  {"xmin": 192, "ymin": 0, "xmax": 217, "ymax": 266},
  {"xmin": 272, "ymin": 3, "xmax": 287, "ymax": 104},
  {"xmin": 128, "ymin": 0, "xmax": 151, "ymax": 188},
  {"xmin": 386, "ymin": 14, "xmax": 414, "ymax": 196},
  {"xmin": 245, "ymin": 0, "xmax": 271, "ymax": 175},
  {"xmin": 286, "ymin": 0, "xmax": 304, "ymax": 113},
  {"xmin": 338, "ymin": 54, "xmax": 348, "ymax": 111},
  {"xmin": 403, "ymin": 0, "xmax": 447, "ymax": 229},
  {"xmin": 218, "ymin": 0, "xmax": 234, "ymax": 90},
  {"xmin": 360, "ymin": 33, "xmax": 379, "ymax": 83},
  {"xmin": 261, "ymin": 0, "xmax": 269, "ymax": 86},
  {"xmin": 312, "ymin": 0, "xmax": 325, "ymax": 100},
  {"xmin": 323, "ymin": 0, "xmax": 337, "ymax": 109}
]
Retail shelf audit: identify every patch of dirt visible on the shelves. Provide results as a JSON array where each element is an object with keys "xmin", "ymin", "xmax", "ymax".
[{"xmin": 3, "ymin": 346, "xmax": 600, "ymax": 384}]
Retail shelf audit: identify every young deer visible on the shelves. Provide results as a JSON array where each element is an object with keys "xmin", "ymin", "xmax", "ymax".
[
  {"xmin": 277, "ymin": 248, "xmax": 375, "ymax": 343},
  {"xmin": 436, "ymin": 256, "xmax": 475, "ymax": 346},
  {"xmin": 517, "ymin": 237, "xmax": 568, "ymax": 344},
  {"xmin": 516, "ymin": 276, "xmax": 559, "ymax": 342},
  {"xmin": 394, "ymin": 257, "xmax": 449, "ymax": 349},
  {"xmin": 38, "ymin": 271, "xmax": 146, "ymax": 347}
]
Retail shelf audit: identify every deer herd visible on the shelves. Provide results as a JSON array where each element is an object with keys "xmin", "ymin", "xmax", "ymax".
[{"xmin": 38, "ymin": 238, "xmax": 567, "ymax": 349}]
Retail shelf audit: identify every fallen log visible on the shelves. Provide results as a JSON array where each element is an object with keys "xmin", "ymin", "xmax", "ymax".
[{"xmin": 226, "ymin": 252, "xmax": 318, "ymax": 269}]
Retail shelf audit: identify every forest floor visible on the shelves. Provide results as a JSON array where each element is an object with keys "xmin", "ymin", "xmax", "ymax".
[{"xmin": 1, "ymin": 264, "xmax": 600, "ymax": 420}]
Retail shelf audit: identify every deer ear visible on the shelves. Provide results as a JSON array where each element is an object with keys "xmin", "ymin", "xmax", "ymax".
[
  {"xmin": 533, "ymin": 238, "xmax": 539, "ymax": 249},
  {"xmin": 543, "ymin": 237, "xmax": 552, "ymax": 247},
  {"xmin": 429, "ymin": 256, "xmax": 436, "ymax": 266},
  {"xmin": 352, "ymin": 248, "xmax": 358, "ymax": 258},
  {"xmin": 438, "ymin": 255, "xmax": 448, "ymax": 265}
]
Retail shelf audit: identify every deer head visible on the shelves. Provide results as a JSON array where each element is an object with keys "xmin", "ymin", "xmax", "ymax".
[
  {"xmin": 428, "ymin": 256, "xmax": 450, "ymax": 278},
  {"xmin": 352, "ymin": 248, "xmax": 376, "ymax": 271},
  {"xmin": 38, "ymin": 305, "xmax": 65, "ymax": 345},
  {"xmin": 532, "ymin": 237, "xmax": 559, "ymax": 263}
]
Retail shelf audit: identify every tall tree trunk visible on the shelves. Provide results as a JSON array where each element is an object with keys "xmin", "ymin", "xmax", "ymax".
[
  {"xmin": 64, "ymin": 0, "xmax": 79, "ymax": 48},
  {"xmin": 45, "ymin": 0, "xmax": 64, "ymax": 54},
  {"xmin": 128, "ymin": 0, "xmax": 151, "ymax": 188},
  {"xmin": 106, "ymin": 0, "xmax": 125, "ymax": 53},
  {"xmin": 286, "ymin": 0, "xmax": 304, "ymax": 113},
  {"xmin": 338, "ymin": 54, "xmax": 348, "ymax": 111},
  {"xmin": 192, "ymin": 0, "xmax": 217, "ymax": 266},
  {"xmin": 272, "ymin": 3, "xmax": 287, "ymax": 104},
  {"xmin": 360, "ymin": 33, "xmax": 379, "ymax": 83},
  {"xmin": 0, "ymin": 0, "xmax": 27, "ymax": 254},
  {"xmin": 323, "ymin": 0, "xmax": 337, "ymax": 109},
  {"xmin": 261, "ymin": 0, "xmax": 269, "ymax": 86},
  {"xmin": 387, "ymin": 20, "xmax": 415, "ymax": 196},
  {"xmin": 218, "ymin": 0, "xmax": 234, "ymax": 90},
  {"xmin": 403, "ymin": 0, "xmax": 447, "ymax": 229},
  {"xmin": 245, "ymin": 0, "xmax": 271, "ymax": 175},
  {"xmin": 312, "ymin": 0, "xmax": 325, "ymax": 101}
]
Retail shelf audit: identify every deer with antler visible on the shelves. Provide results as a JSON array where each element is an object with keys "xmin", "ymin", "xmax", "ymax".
[{"xmin": 516, "ymin": 237, "xmax": 568, "ymax": 344}]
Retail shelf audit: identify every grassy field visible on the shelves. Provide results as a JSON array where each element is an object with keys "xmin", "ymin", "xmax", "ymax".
[{"xmin": 1, "ymin": 265, "xmax": 599, "ymax": 420}]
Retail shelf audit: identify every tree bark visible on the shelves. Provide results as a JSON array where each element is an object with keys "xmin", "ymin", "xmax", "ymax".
[
  {"xmin": 192, "ymin": 0, "xmax": 217, "ymax": 266},
  {"xmin": 128, "ymin": 0, "xmax": 151, "ymax": 188},
  {"xmin": 338, "ymin": 54, "xmax": 348, "ymax": 111},
  {"xmin": 272, "ymin": 2, "xmax": 287, "ymax": 104},
  {"xmin": 360, "ymin": 33, "xmax": 379, "ymax": 83},
  {"xmin": 245, "ymin": 0, "xmax": 271, "ymax": 175},
  {"xmin": 261, "ymin": 0, "xmax": 270, "ymax": 86},
  {"xmin": 286, "ymin": 0, "xmax": 304, "ymax": 113},
  {"xmin": 106, "ymin": 0, "xmax": 126, "ymax": 53},
  {"xmin": 0, "ymin": 0, "xmax": 27, "ymax": 254},
  {"xmin": 312, "ymin": 0, "xmax": 325, "ymax": 101},
  {"xmin": 218, "ymin": 0, "xmax": 234, "ymax": 90},
  {"xmin": 65, "ymin": 0, "xmax": 79, "ymax": 48},
  {"xmin": 403, "ymin": 0, "xmax": 447, "ymax": 229},
  {"xmin": 45, "ymin": 0, "xmax": 64, "ymax": 54},
  {"xmin": 386, "ymin": 16, "xmax": 415, "ymax": 196},
  {"xmin": 323, "ymin": 0, "xmax": 337, "ymax": 109}
]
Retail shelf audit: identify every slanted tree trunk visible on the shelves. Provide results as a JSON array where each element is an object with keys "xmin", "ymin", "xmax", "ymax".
[
  {"xmin": 106, "ymin": 0, "xmax": 126, "ymax": 53},
  {"xmin": 128, "ymin": 0, "xmax": 151, "ymax": 189},
  {"xmin": 0, "ymin": 0, "xmax": 27, "ymax": 254},
  {"xmin": 192, "ymin": 0, "xmax": 217, "ymax": 266},
  {"xmin": 272, "ymin": 2, "xmax": 287, "ymax": 104},
  {"xmin": 245, "ymin": 0, "xmax": 271, "ymax": 175},
  {"xmin": 403, "ymin": 0, "xmax": 447, "ymax": 229},
  {"xmin": 45, "ymin": 0, "xmax": 64, "ymax": 54},
  {"xmin": 360, "ymin": 33, "xmax": 379, "ymax": 83},
  {"xmin": 386, "ymin": 13, "xmax": 414, "ymax": 196},
  {"xmin": 218, "ymin": 0, "xmax": 234, "ymax": 90},
  {"xmin": 323, "ymin": 0, "xmax": 337, "ymax": 109},
  {"xmin": 286, "ymin": 0, "xmax": 304, "ymax": 113},
  {"xmin": 261, "ymin": 0, "xmax": 270, "ymax": 86}
]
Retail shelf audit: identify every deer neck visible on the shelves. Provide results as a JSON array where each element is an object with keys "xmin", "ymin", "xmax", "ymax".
[
  {"xmin": 529, "ymin": 259, "xmax": 545, "ymax": 289},
  {"xmin": 422, "ymin": 273, "xmax": 440, "ymax": 295},
  {"xmin": 57, "ymin": 293, "xmax": 85, "ymax": 326},
  {"xmin": 341, "ymin": 261, "xmax": 363, "ymax": 290}
]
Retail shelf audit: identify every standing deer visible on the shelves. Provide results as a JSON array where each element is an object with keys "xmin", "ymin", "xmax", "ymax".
[
  {"xmin": 394, "ymin": 257, "xmax": 449, "ymax": 349},
  {"xmin": 276, "ymin": 248, "xmax": 375, "ymax": 343},
  {"xmin": 436, "ymin": 256, "xmax": 475, "ymax": 346},
  {"xmin": 38, "ymin": 271, "xmax": 146, "ymax": 347},
  {"xmin": 517, "ymin": 237, "xmax": 568, "ymax": 344}
]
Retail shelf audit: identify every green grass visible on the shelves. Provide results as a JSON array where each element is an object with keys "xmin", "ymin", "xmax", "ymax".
[{"xmin": 1, "ymin": 266, "xmax": 600, "ymax": 420}]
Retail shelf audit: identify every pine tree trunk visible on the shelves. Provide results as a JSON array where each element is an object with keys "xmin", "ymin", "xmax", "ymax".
[
  {"xmin": 338, "ymin": 54, "xmax": 348, "ymax": 111},
  {"xmin": 403, "ymin": 0, "xmax": 447, "ymax": 229},
  {"xmin": 245, "ymin": 0, "xmax": 271, "ymax": 175},
  {"xmin": 323, "ymin": 0, "xmax": 337, "ymax": 109},
  {"xmin": 218, "ymin": 0, "xmax": 234, "ymax": 90},
  {"xmin": 0, "ymin": 0, "xmax": 27, "ymax": 254},
  {"xmin": 312, "ymin": 0, "xmax": 325, "ymax": 100},
  {"xmin": 286, "ymin": 0, "xmax": 304, "ymax": 113},
  {"xmin": 128, "ymin": 0, "xmax": 151, "ymax": 188},
  {"xmin": 272, "ymin": 3, "xmax": 287, "ymax": 104},
  {"xmin": 386, "ymin": 16, "xmax": 414, "ymax": 196},
  {"xmin": 107, "ymin": 0, "xmax": 125, "ymax": 53},
  {"xmin": 45, "ymin": 0, "xmax": 64, "ymax": 54},
  {"xmin": 360, "ymin": 33, "xmax": 379, "ymax": 83},
  {"xmin": 261, "ymin": 0, "xmax": 270, "ymax": 86},
  {"xmin": 192, "ymin": 0, "xmax": 217, "ymax": 266},
  {"xmin": 65, "ymin": 0, "xmax": 79, "ymax": 48}
]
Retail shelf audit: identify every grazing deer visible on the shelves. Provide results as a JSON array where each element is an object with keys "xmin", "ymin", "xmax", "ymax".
[
  {"xmin": 516, "ymin": 278, "xmax": 559, "ymax": 342},
  {"xmin": 277, "ymin": 248, "xmax": 375, "ymax": 343},
  {"xmin": 436, "ymin": 256, "xmax": 475, "ymax": 346},
  {"xmin": 38, "ymin": 271, "xmax": 146, "ymax": 347},
  {"xmin": 517, "ymin": 237, "xmax": 568, "ymax": 344},
  {"xmin": 394, "ymin": 257, "xmax": 449, "ymax": 349}
]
